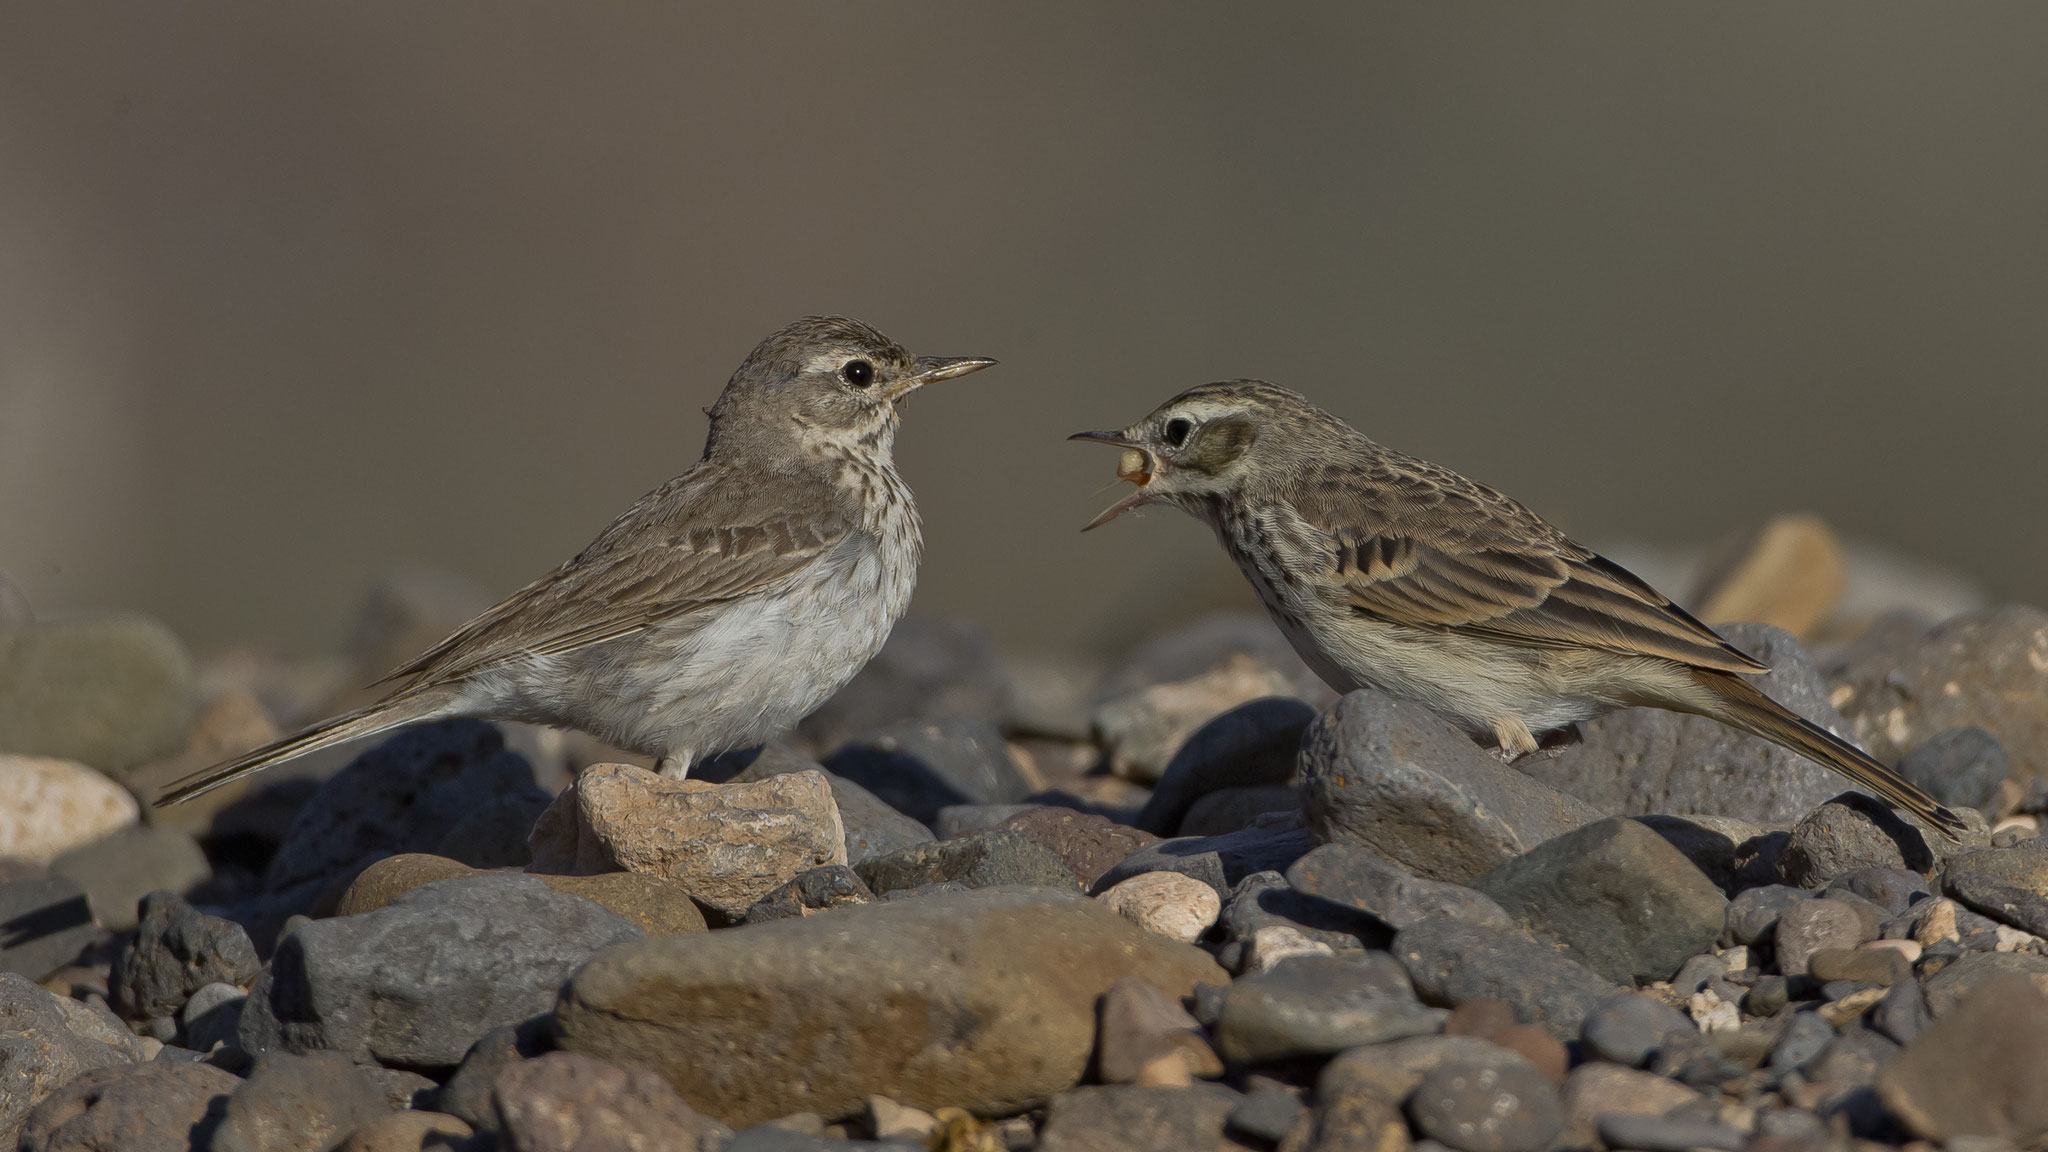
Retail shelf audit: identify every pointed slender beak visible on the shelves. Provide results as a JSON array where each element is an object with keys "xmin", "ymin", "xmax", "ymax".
[
  {"xmin": 1069, "ymin": 428, "xmax": 1160, "ymax": 531},
  {"xmin": 888, "ymin": 355, "xmax": 997, "ymax": 401}
]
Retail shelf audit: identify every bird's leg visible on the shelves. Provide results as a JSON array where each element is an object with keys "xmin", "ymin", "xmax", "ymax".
[
  {"xmin": 1488, "ymin": 716, "xmax": 1542, "ymax": 762},
  {"xmin": 655, "ymin": 754, "xmax": 692, "ymax": 780}
]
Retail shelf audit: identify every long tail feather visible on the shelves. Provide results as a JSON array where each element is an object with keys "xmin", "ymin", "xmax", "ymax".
[
  {"xmin": 1695, "ymin": 671, "xmax": 1964, "ymax": 839},
  {"xmin": 154, "ymin": 692, "xmax": 452, "ymax": 807}
]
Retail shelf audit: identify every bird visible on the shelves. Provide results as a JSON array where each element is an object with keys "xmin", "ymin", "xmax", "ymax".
[
  {"xmin": 157, "ymin": 316, "xmax": 994, "ymax": 806},
  {"xmin": 1070, "ymin": 379, "xmax": 1964, "ymax": 836}
]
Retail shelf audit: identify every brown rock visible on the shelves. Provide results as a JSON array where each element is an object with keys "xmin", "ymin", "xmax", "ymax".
[
  {"xmin": 534, "ymin": 871, "xmax": 708, "ymax": 936},
  {"xmin": 1558, "ymin": 1064, "xmax": 1700, "ymax": 1149},
  {"xmin": 526, "ymin": 764, "xmax": 844, "ymax": 919},
  {"xmin": 1880, "ymin": 973, "xmax": 2048, "ymax": 1143},
  {"xmin": 1036, "ymin": 1084, "xmax": 1242, "ymax": 1152},
  {"xmin": 1001, "ymin": 807, "xmax": 1159, "ymax": 888},
  {"xmin": 1303, "ymin": 1086, "xmax": 1411, "ymax": 1152},
  {"xmin": 1806, "ymin": 947, "xmax": 1911, "ymax": 986},
  {"xmin": 336, "ymin": 1111, "xmax": 473, "ymax": 1152},
  {"xmin": 1691, "ymin": 514, "xmax": 1846, "ymax": 641},
  {"xmin": 15, "ymin": 1061, "xmax": 241, "ymax": 1152},
  {"xmin": 554, "ymin": 886, "xmax": 1227, "ymax": 1127},
  {"xmin": 1488, "ymin": 1025, "xmax": 1568, "ymax": 1087},
  {"xmin": 493, "ymin": 1051, "xmax": 728, "ymax": 1152},
  {"xmin": 334, "ymin": 853, "xmax": 478, "ymax": 916},
  {"xmin": 1096, "ymin": 975, "xmax": 1223, "ymax": 1086}
]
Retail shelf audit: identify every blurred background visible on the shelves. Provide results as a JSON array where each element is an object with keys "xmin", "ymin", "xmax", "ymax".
[{"xmin": 4, "ymin": 2, "xmax": 2043, "ymax": 666}]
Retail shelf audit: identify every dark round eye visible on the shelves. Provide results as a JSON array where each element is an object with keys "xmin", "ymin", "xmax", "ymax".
[
  {"xmin": 841, "ymin": 359, "xmax": 874, "ymax": 388},
  {"xmin": 1163, "ymin": 417, "xmax": 1193, "ymax": 447}
]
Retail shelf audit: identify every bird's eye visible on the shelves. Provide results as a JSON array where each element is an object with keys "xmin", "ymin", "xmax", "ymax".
[
  {"xmin": 840, "ymin": 359, "xmax": 874, "ymax": 388},
  {"xmin": 1163, "ymin": 417, "xmax": 1193, "ymax": 447}
]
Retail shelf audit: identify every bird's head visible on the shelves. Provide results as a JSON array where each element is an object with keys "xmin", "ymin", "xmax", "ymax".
[
  {"xmin": 1069, "ymin": 379, "xmax": 1329, "ymax": 530},
  {"xmin": 709, "ymin": 316, "xmax": 995, "ymax": 458}
]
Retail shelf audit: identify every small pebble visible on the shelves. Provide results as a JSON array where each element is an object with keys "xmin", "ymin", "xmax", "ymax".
[
  {"xmin": 1686, "ymin": 990, "xmax": 1740, "ymax": 1034},
  {"xmin": 1098, "ymin": 871, "xmax": 1221, "ymax": 944},
  {"xmin": 1240, "ymin": 925, "xmax": 1334, "ymax": 973}
]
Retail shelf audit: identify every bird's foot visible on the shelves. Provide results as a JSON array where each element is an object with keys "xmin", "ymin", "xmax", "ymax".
[{"xmin": 655, "ymin": 754, "xmax": 692, "ymax": 780}]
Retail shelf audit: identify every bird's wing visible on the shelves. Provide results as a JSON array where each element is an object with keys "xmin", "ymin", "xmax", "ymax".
[
  {"xmin": 377, "ymin": 466, "xmax": 856, "ymax": 690},
  {"xmin": 1289, "ymin": 458, "xmax": 1767, "ymax": 674}
]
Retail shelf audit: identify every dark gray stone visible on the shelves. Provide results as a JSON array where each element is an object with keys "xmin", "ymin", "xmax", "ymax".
[
  {"xmin": 1823, "ymin": 606, "xmax": 2048, "ymax": 784},
  {"xmin": 1214, "ymin": 952, "xmax": 1442, "ymax": 1063},
  {"xmin": 1632, "ymin": 814, "xmax": 1769, "ymax": 896},
  {"xmin": 1524, "ymin": 624, "xmax": 1858, "ymax": 825},
  {"xmin": 1921, "ymin": 950, "xmax": 2048, "ymax": 1016},
  {"xmin": 259, "ymin": 720, "xmax": 546, "ymax": 910},
  {"xmin": 50, "ymin": 825, "xmax": 211, "ymax": 933},
  {"xmin": 1221, "ymin": 871, "xmax": 1384, "ymax": 953},
  {"xmin": 1472, "ymin": 818, "xmax": 1727, "ymax": 986},
  {"xmin": 209, "ymin": 1050, "xmax": 390, "ymax": 1152},
  {"xmin": 824, "ymin": 716, "xmax": 1033, "ymax": 827},
  {"xmin": 1134, "ymin": 697, "xmax": 1315, "ymax": 836},
  {"xmin": 932, "ymin": 804, "xmax": 1040, "ymax": 839},
  {"xmin": 1178, "ymin": 785, "xmax": 1300, "ymax": 836},
  {"xmin": 729, "ymin": 1132, "xmax": 923, "ymax": 1152},
  {"xmin": 1944, "ymin": 845, "xmax": 2048, "ymax": 936},
  {"xmin": 1299, "ymin": 692, "xmax": 1600, "ymax": 883},
  {"xmin": 110, "ymin": 890, "xmax": 259, "ymax": 1021},
  {"xmin": 1597, "ymin": 1113, "xmax": 1745, "ymax": 1152},
  {"xmin": 854, "ymin": 828, "xmax": 1077, "ymax": 895},
  {"xmin": 1093, "ymin": 811, "xmax": 1316, "ymax": 900},
  {"xmin": 742, "ymin": 865, "xmax": 875, "ymax": 924},
  {"xmin": 1769, "ymin": 1011, "xmax": 1835, "ymax": 1071},
  {"xmin": 1871, "ymin": 979, "xmax": 1930, "ymax": 1046},
  {"xmin": 1899, "ymin": 727, "xmax": 2009, "ymax": 812},
  {"xmin": 1825, "ymin": 867, "xmax": 1933, "ymax": 916},
  {"xmin": 0, "ymin": 973, "xmax": 142, "ymax": 1143},
  {"xmin": 239, "ymin": 872, "xmax": 639, "ymax": 1068},
  {"xmin": 1394, "ymin": 918, "xmax": 1622, "ymax": 1040},
  {"xmin": 1407, "ymin": 1059, "xmax": 1562, "ymax": 1152},
  {"xmin": 796, "ymin": 616, "xmax": 1013, "ymax": 752},
  {"xmin": 1227, "ymin": 1090, "xmax": 1306, "ymax": 1144},
  {"xmin": 1286, "ymin": 841, "xmax": 1514, "ymax": 933},
  {"xmin": 0, "ymin": 874, "xmax": 97, "ymax": 982},
  {"xmin": 493, "ymin": 1049, "xmax": 731, "ymax": 1152},
  {"xmin": 433, "ymin": 790, "xmax": 552, "ymax": 869},
  {"xmin": 1726, "ymin": 886, "xmax": 1809, "ymax": 946},
  {"xmin": 1780, "ymin": 793, "xmax": 1937, "ymax": 887},
  {"xmin": 1581, "ymin": 993, "xmax": 1696, "ymax": 1068}
]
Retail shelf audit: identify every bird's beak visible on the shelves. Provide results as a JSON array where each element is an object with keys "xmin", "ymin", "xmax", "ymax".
[
  {"xmin": 888, "ymin": 355, "xmax": 997, "ymax": 401},
  {"xmin": 1068, "ymin": 429, "xmax": 1161, "ymax": 531}
]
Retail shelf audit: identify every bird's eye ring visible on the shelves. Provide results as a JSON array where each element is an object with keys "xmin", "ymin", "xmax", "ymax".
[
  {"xmin": 841, "ymin": 359, "xmax": 875, "ymax": 388},
  {"xmin": 1163, "ymin": 417, "xmax": 1193, "ymax": 447}
]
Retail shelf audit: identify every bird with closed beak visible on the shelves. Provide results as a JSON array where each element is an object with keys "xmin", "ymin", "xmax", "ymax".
[
  {"xmin": 159, "ymin": 316, "xmax": 994, "ymax": 806},
  {"xmin": 1072, "ymin": 379, "xmax": 1963, "ymax": 836}
]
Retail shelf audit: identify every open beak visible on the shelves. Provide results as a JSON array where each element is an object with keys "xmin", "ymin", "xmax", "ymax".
[
  {"xmin": 887, "ymin": 355, "xmax": 997, "ymax": 401},
  {"xmin": 1068, "ymin": 429, "xmax": 1160, "ymax": 531}
]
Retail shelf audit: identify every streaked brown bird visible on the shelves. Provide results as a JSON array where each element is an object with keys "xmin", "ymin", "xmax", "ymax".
[
  {"xmin": 1072, "ymin": 380, "xmax": 1962, "ymax": 836},
  {"xmin": 158, "ymin": 316, "xmax": 994, "ymax": 806}
]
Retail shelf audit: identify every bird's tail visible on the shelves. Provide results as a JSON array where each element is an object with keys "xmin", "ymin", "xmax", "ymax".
[
  {"xmin": 154, "ymin": 691, "xmax": 452, "ymax": 807},
  {"xmin": 1693, "ymin": 671, "xmax": 1964, "ymax": 839}
]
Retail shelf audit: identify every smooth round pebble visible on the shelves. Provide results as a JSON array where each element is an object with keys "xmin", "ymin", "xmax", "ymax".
[
  {"xmin": 0, "ymin": 754, "xmax": 138, "ymax": 864},
  {"xmin": 1098, "ymin": 870, "xmax": 1222, "ymax": 943},
  {"xmin": 1407, "ymin": 1060, "xmax": 1562, "ymax": 1152}
]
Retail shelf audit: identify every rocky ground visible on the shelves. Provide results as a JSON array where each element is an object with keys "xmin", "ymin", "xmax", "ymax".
[{"xmin": 4, "ymin": 517, "xmax": 2048, "ymax": 1152}]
